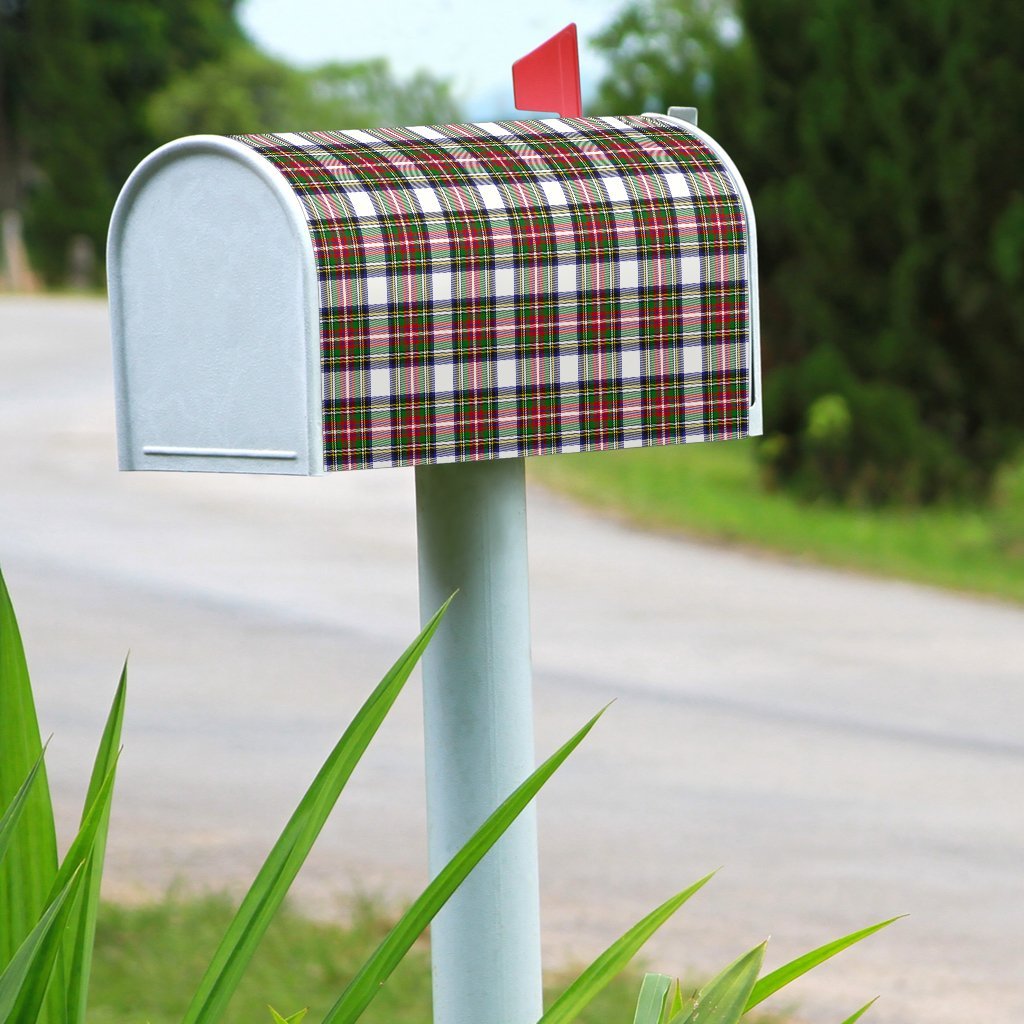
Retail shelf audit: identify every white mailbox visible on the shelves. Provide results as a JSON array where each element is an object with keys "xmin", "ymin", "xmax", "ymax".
[
  {"xmin": 106, "ymin": 59, "xmax": 765, "ymax": 1024},
  {"xmin": 108, "ymin": 113, "xmax": 759, "ymax": 475}
]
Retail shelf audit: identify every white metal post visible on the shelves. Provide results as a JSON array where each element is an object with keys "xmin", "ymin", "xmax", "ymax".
[{"xmin": 415, "ymin": 457, "xmax": 543, "ymax": 1024}]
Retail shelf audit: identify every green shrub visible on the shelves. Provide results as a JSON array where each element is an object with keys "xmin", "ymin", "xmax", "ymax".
[
  {"xmin": 991, "ymin": 452, "xmax": 1024, "ymax": 557},
  {"xmin": 760, "ymin": 345, "xmax": 976, "ymax": 505}
]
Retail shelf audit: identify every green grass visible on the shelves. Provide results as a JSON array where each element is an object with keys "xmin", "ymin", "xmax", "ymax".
[
  {"xmin": 89, "ymin": 895, "xmax": 431, "ymax": 1024},
  {"xmin": 529, "ymin": 440, "xmax": 1024, "ymax": 604},
  {"xmin": 84, "ymin": 895, "xmax": 796, "ymax": 1024},
  {"xmin": 86, "ymin": 895, "xmax": 646, "ymax": 1024}
]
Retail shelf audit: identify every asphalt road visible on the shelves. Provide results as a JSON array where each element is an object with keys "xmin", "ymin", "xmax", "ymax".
[{"xmin": 1, "ymin": 296, "xmax": 1022, "ymax": 1023}]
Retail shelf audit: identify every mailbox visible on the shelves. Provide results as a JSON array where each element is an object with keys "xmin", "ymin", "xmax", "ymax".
[
  {"xmin": 108, "ymin": 113, "xmax": 759, "ymax": 475},
  {"xmin": 107, "ymin": 54, "xmax": 765, "ymax": 1024}
]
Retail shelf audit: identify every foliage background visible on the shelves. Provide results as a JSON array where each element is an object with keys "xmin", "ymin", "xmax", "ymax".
[
  {"xmin": 2, "ymin": 0, "xmax": 1022, "ymax": 515},
  {"xmin": 595, "ymin": 0, "xmax": 1024, "ymax": 504},
  {"xmin": 0, "ymin": 0, "xmax": 461, "ymax": 285}
]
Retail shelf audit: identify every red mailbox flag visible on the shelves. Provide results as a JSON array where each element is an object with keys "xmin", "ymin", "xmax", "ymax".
[{"xmin": 512, "ymin": 24, "xmax": 583, "ymax": 118}]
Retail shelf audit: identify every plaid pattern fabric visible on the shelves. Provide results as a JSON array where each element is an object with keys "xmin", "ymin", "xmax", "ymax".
[{"xmin": 236, "ymin": 116, "xmax": 751, "ymax": 471}]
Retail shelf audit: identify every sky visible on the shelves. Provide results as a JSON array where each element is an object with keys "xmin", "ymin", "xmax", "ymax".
[{"xmin": 239, "ymin": 0, "xmax": 627, "ymax": 119}]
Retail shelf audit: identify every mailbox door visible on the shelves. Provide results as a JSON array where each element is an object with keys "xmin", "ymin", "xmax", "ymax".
[{"xmin": 108, "ymin": 138, "xmax": 322, "ymax": 475}]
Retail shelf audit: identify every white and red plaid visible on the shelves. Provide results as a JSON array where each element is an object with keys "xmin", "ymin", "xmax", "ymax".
[{"xmin": 236, "ymin": 115, "xmax": 753, "ymax": 471}]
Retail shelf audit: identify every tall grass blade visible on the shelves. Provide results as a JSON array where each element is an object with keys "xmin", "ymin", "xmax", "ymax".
[
  {"xmin": 539, "ymin": 873, "xmax": 714, "ymax": 1024},
  {"xmin": 321, "ymin": 709, "xmax": 606, "ymax": 1024},
  {"xmin": 0, "ymin": 567, "xmax": 61, "ymax": 1024},
  {"xmin": 269, "ymin": 1009, "xmax": 308, "ymax": 1024},
  {"xmin": 632, "ymin": 973, "xmax": 671, "ymax": 1024},
  {"xmin": 13, "ymin": 764, "xmax": 118, "ymax": 1022},
  {"xmin": 48, "ymin": 764, "xmax": 118, "ymax": 905},
  {"xmin": 66, "ymin": 664, "xmax": 127, "ymax": 1024},
  {"xmin": 0, "ymin": 868, "xmax": 84, "ymax": 1024},
  {"xmin": 669, "ymin": 943, "xmax": 765, "ymax": 1024},
  {"xmin": 839, "ymin": 997, "xmax": 878, "ymax": 1023},
  {"xmin": 183, "ymin": 598, "xmax": 453, "ymax": 1024},
  {"xmin": 0, "ymin": 751, "xmax": 46, "ymax": 869},
  {"xmin": 666, "ymin": 980, "xmax": 684, "ymax": 1020},
  {"xmin": 745, "ymin": 918, "xmax": 901, "ymax": 1011}
]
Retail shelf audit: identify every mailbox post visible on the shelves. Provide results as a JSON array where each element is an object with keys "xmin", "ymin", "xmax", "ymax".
[
  {"xmin": 108, "ymin": 25, "xmax": 759, "ymax": 1024},
  {"xmin": 416, "ymin": 458, "xmax": 540, "ymax": 1023}
]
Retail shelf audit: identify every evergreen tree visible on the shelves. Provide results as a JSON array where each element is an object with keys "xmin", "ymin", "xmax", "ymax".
[
  {"xmin": 1, "ymin": 0, "xmax": 242, "ymax": 283},
  {"xmin": 595, "ymin": 0, "xmax": 1024, "ymax": 503},
  {"xmin": 1, "ymin": 0, "xmax": 463, "ymax": 287}
]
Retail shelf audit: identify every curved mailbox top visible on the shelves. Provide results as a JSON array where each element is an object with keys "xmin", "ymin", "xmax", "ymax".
[{"xmin": 109, "ymin": 114, "xmax": 758, "ymax": 475}]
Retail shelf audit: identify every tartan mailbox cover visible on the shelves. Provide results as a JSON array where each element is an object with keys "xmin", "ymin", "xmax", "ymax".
[{"xmin": 108, "ymin": 113, "xmax": 759, "ymax": 475}]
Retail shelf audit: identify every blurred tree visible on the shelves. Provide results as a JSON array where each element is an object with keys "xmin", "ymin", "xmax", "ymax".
[
  {"xmin": 0, "ymin": 0, "xmax": 28, "ymax": 214},
  {"xmin": 1, "ymin": 0, "xmax": 460, "ymax": 287},
  {"xmin": 145, "ymin": 44, "xmax": 310, "ymax": 140},
  {"xmin": 1, "ymin": 0, "xmax": 243, "ymax": 284},
  {"xmin": 147, "ymin": 48, "xmax": 463, "ymax": 140},
  {"xmin": 594, "ymin": 0, "xmax": 1024, "ymax": 504},
  {"xmin": 300, "ymin": 60, "xmax": 464, "ymax": 129}
]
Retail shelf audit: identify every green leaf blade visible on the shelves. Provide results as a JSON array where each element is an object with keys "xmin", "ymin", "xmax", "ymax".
[
  {"xmin": 0, "ymin": 868, "xmax": 85, "ymax": 1024},
  {"xmin": 11, "ymin": 762, "xmax": 118, "ymax": 1024},
  {"xmin": 182, "ymin": 598, "xmax": 453, "ymax": 1024},
  {"xmin": 321, "ymin": 708, "xmax": 606, "ymax": 1024},
  {"xmin": 269, "ymin": 1008, "xmax": 308, "ymax": 1024},
  {"xmin": 840, "ymin": 997, "xmax": 878, "ymax": 1024},
  {"xmin": 666, "ymin": 980, "xmax": 684, "ymax": 1020},
  {"xmin": 633, "ymin": 973, "xmax": 672, "ymax": 1024},
  {"xmin": 672, "ymin": 943, "xmax": 765, "ymax": 1024},
  {"xmin": 66, "ymin": 663, "xmax": 127, "ymax": 1024},
  {"xmin": 0, "ymin": 751, "xmax": 46, "ymax": 870},
  {"xmin": 540, "ymin": 873, "xmax": 715, "ymax": 1024},
  {"xmin": 745, "ymin": 918, "xmax": 902, "ymax": 1012},
  {"xmin": 0, "ymin": 567, "xmax": 61, "ymax": 1024}
]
